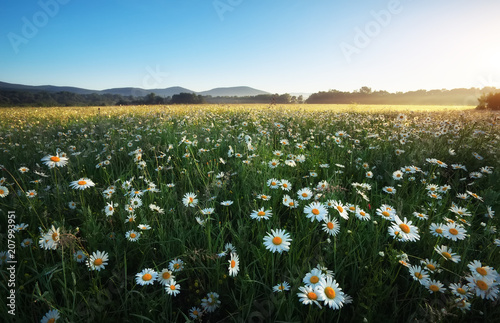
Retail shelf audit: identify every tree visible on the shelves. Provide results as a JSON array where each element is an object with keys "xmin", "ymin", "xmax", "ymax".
[{"xmin": 477, "ymin": 92, "xmax": 500, "ymax": 110}]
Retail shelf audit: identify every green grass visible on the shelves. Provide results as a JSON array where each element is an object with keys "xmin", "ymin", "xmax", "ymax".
[{"xmin": 0, "ymin": 104, "xmax": 499, "ymax": 322}]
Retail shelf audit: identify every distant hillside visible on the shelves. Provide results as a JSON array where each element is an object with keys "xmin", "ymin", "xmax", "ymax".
[
  {"xmin": 199, "ymin": 86, "xmax": 269, "ymax": 97},
  {"xmin": 0, "ymin": 81, "xmax": 268, "ymax": 98}
]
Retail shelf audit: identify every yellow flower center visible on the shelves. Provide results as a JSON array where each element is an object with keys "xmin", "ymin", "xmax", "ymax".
[
  {"xmin": 386, "ymin": 188, "xmax": 393, "ymax": 192},
  {"xmin": 442, "ymin": 252, "xmax": 452, "ymax": 259},
  {"xmin": 476, "ymin": 280, "xmax": 489, "ymax": 291},
  {"xmin": 327, "ymin": 222, "xmax": 334, "ymax": 230},
  {"xmin": 271, "ymin": 182, "xmax": 276, "ymax": 186},
  {"xmin": 349, "ymin": 206, "xmax": 356, "ymax": 211},
  {"xmin": 429, "ymin": 284, "xmax": 439, "ymax": 292},
  {"xmin": 476, "ymin": 267, "xmax": 488, "ymax": 276},
  {"xmin": 78, "ymin": 180, "xmax": 87, "ymax": 186},
  {"xmin": 272, "ymin": 162, "xmax": 277, "ymax": 166},
  {"xmin": 130, "ymin": 233, "xmax": 136, "ymax": 238},
  {"xmin": 302, "ymin": 193, "xmax": 308, "ymax": 197},
  {"xmin": 50, "ymin": 156, "xmax": 61, "ymax": 162},
  {"xmin": 0, "ymin": 189, "xmax": 4, "ymax": 195},
  {"xmin": 283, "ymin": 184, "xmax": 288, "ymax": 188},
  {"xmin": 382, "ymin": 211, "xmax": 390, "ymax": 217},
  {"xmin": 337, "ymin": 206, "xmax": 344, "ymax": 213},
  {"xmin": 435, "ymin": 228, "xmax": 443, "ymax": 234},
  {"xmin": 312, "ymin": 209, "xmax": 320, "ymax": 215},
  {"xmin": 170, "ymin": 285, "xmax": 176, "ymax": 290},
  {"xmin": 47, "ymin": 319, "xmax": 55, "ymax": 323},
  {"xmin": 162, "ymin": 272, "xmax": 171, "ymax": 280},
  {"xmin": 360, "ymin": 211, "xmax": 366, "ymax": 216},
  {"xmin": 261, "ymin": 195, "xmax": 267, "ymax": 199},
  {"xmin": 189, "ymin": 197, "xmax": 194, "ymax": 203},
  {"xmin": 52, "ymin": 232, "xmax": 58, "ymax": 241},
  {"xmin": 310, "ymin": 276, "xmax": 319, "ymax": 284},
  {"xmin": 174, "ymin": 263, "xmax": 180, "ymax": 269},
  {"xmin": 257, "ymin": 211, "xmax": 265, "ymax": 217},
  {"xmin": 272, "ymin": 237, "xmax": 282, "ymax": 245},
  {"xmin": 414, "ymin": 272, "xmax": 423, "ymax": 279},
  {"xmin": 94, "ymin": 258, "xmax": 103, "ymax": 266},
  {"xmin": 399, "ymin": 223, "xmax": 410, "ymax": 234},
  {"xmin": 289, "ymin": 202, "xmax": 294, "ymax": 206},
  {"xmin": 307, "ymin": 292, "xmax": 318, "ymax": 300},
  {"xmin": 230, "ymin": 260, "xmax": 236, "ymax": 268},
  {"xmin": 457, "ymin": 288, "xmax": 466, "ymax": 295},
  {"xmin": 324, "ymin": 287, "xmax": 336, "ymax": 299},
  {"xmin": 142, "ymin": 273, "xmax": 153, "ymax": 281},
  {"xmin": 77, "ymin": 255, "xmax": 82, "ymax": 259},
  {"xmin": 449, "ymin": 228, "xmax": 459, "ymax": 235},
  {"xmin": 426, "ymin": 264, "xmax": 436, "ymax": 271}
]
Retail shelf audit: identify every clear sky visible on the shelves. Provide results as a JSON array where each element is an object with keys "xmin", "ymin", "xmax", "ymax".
[{"xmin": 1, "ymin": 0, "xmax": 499, "ymax": 94}]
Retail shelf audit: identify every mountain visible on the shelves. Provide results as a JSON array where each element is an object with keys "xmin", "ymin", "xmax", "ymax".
[
  {"xmin": 0, "ymin": 81, "xmax": 95, "ymax": 95},
  {"xmin": 198, "ymin": 86, "xmax": 270, "ymax": 97},
  {"xmin": 0, "ymin": 81, "xmax": 268, "ymax": 98}
]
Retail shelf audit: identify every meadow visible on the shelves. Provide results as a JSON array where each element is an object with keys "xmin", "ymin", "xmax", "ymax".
[{"xmin": 0, "ymin": 104, "xmax": 499, "ymax": 322}]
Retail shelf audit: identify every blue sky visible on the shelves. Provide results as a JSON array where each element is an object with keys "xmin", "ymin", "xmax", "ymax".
[{"xmin": 1, "ymin": 0, "xmax": 499, "ymax": 94}]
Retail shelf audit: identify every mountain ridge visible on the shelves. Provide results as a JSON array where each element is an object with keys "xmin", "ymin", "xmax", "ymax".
[{"xmin": 0, "ymin": 81, "xmax": 270, "ymax": 97}]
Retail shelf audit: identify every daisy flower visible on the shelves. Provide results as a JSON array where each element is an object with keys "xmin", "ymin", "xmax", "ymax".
[
  {"xmin": 69, "ymin": 178, "xmax": 95, "ymax": 190},
  {"xmin": 200, "ymin": 208, "xmax": 215, "ymax": 216},
  {"xmin": 41, "ymin": 154, "xmax": 69, "ymax": 168},
  {"xmin": 169, "ymin": 258, "xmax": 184, "ymax": 272},
  {"xmin": 74, "ymin": 250, "xmax": 87, "ymax": 263},
  {"xmin": 68, "ymin": 201, "xmax": 77, "ymax": 209},
  {"xmin": 135, "ymin": 268, "xmax": 158, "ymax": 286},
  {"xmin": 303, "ymin": 268, "xmax": 325, "ymax": 288},
  {"xmin": 429, "ymin": 223, "xmax": 445, "ymax": 237},
  {"xmin": 87, "ymin": 250, "xmax": 109, "ymax": 271},
  {"xmin": 465, "ymin": 275, "xmax": 499, "ymax": 300},
  {"xmin": 201, "ymin": 292, "xmax": 221, "ymax": 313},
  {"xmin": 220, "ymin": 200, "xmax": 233, "ymax": 206},
  {"xmin": 0, "ymin": 185, "xmax": 9, "ymax": 198},
  {"xmin": 317, "ymin": 276, "xmax": 345, "ymax": 310},
  {"xmin": 273, "ymin": 281, "xmax": 291, "ymax": 292},
  {"xmin": 391, "ymin": 216, "xmax": 420, "ymax": 242},
  {"xmin": 40, "ymin": 309, "xmax": 60, "ymax": 323},
  {"xmin": 467, "ymin": 260, "xmax": 498, "ymax": 281},
  {"xmin": 376, "ymin": 205, "xmax": 396, "ymax": 221},
  {"xmin": 182, "ymin": 192, "xmax": 198, "ymax": 207},
  {"xmin": 330, "ymin": 200, "xmax": 349, "ymax": 220},
  {"xmin": 189, "ymin": 307, "xmax": 203, "ymax": 320},
  {"xmin": 267, "ymin": 178, "xmax": 280, "ymax": 189},
  {"xmin": 412, "ymin": 212, "xmax": 428, "ymax": 221},
  {"xmin": 297, "ymin": 187, "xmax": 313, "ymax": 200},
  {"xmin": 268, "ymin": 159, "xmax": 280, "ymax": 168},
  {"xmin": 420, "ymin": 258, "xmax": 442, "ymax": 274},
  {"xmin": 297, "ymin": 285, "xmax": 323, "ymax": 308},
  {"xmin": 408, "ymin": 265, "xmax": 430, "ymax": 285},
  {"xmin": 250, "ymin": 207, "xmax": 272, "ymax": 221},
  {"xmin": 304, "ymin": 201, "xmax": 328, "ymax": 222},
  {"xmin": 263, "ymin": 229, "xmax": 291, "ymax": 254},
  {"xmin": 425, "ymin": 279, "xmax": 445, "ymax": 293},
  {"xmin": 21, "ymin": 238, "xmax": 33, "ymax": 248},
  {"xmin": 449, "ymin": 283, "xmax": 472, "ymax": 300},
  {"xmin": 382, "ymin": 186, "xmax": 396, "ymax": 194},
  {"xmin": 455, "ymin": 298, "xmax": 471, "ymax": 312},
  {"xmin": 166, "ymin": 279, "xmax": 181, "ymax": 296},
  {"xmin": 322, "ymin": 217, "xmax": 340, "ymax": 237},
  {"xmin": 228, "ymin": 253, "xmax": 240, "ymax": 277},
  {"xmin": 434, "ymin": 245, "xmax": 461, "ymax": 263},
  {"xmin": 158, "ymin": 269, "xmax": 175, "ymax": 286},
  {"xmin": 280, "ymin": 179, "xmax": 292, "ymax": 191},
  {"xmin": 355, "ymin": 208, "xmax": 370, "ymax": 221},
  {"xmin": 125, "ymin": 230, "xmax": 141, "ymax": 242},
  {"xmin": 137, "ymin": 224, "xmax": 151, "ymax": 230},
  {"xmin": 443, "ymin": 223, "xmax": 467, "ymax": 241},
  {"xmin": 26, "ymin": 190, "xmax": 37, "ymax": 198}
]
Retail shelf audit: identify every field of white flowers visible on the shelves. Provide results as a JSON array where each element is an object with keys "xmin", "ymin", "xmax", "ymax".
[{"xmin": 1, "ymin": 105, "xmax": 499, "ymax": 322}]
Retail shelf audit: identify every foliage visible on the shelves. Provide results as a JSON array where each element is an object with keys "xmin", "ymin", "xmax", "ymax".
[{"xmin": 476, "ymin": 92, "xmax": 500, "ymax": 110}]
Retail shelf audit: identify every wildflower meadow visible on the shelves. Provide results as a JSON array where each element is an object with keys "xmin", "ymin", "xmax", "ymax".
[{"xmin": 1, "ymin": 104, "xmax": 499, "ymax": 322}]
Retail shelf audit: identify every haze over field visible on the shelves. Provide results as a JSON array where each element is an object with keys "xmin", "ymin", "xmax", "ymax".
[{"xmin": 1, "ymin": 0, "xmax": 499, "ymax": 94}]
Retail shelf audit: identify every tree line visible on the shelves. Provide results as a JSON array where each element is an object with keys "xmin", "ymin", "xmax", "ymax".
[{"xmin": 0, "ymin": 87, "xmax": 498, "ymax": 108}]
